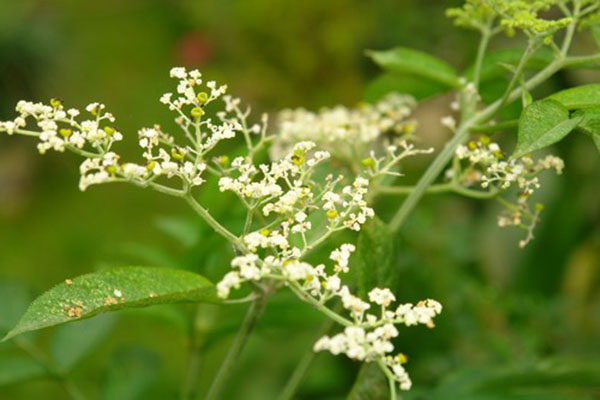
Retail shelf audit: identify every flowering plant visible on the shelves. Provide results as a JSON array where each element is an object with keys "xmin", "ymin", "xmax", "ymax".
[{"xmin": 1, "ymin": 1, "xmax": 599, "ymax": 399}]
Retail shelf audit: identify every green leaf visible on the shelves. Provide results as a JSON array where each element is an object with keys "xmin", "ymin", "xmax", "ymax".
[
  {"xmin": 365, "ymin": 73, "xmax": 447, "ymax": 102},
  {"xmin": 522, "ymin": 87, "xmax": 533, "ymax": 108},
  {"xmin": 548, "ymin": 84, "xmax": 600, "ymax": 110},
  {"xmin": 356, "ymin": 217, "xmax": 398, "ymax": 299},
  {"xmin": 514, "ymin": 99, "xmax": 581, "ymax": 157},
  {"xmin": 3, "ymin": 266, "xmax": 219, "ymax": 341},
  {"xmin": 465, "ymin": 47, "xmax": 553, "ymax": 83},
  {"xmin": 101, "ymin": 347, "xmax": 159, "ymax": 400},
  {"xmin": 573, "ymin": 106, "xmax": 600, "ymax": 153},
  {"xmin": 367, "ymin": 47, "xmax": 460, "ymax": 88},
  {"xmin": 0, "ymin": 355, "xmax": 46, "ymax": 386},
  {"xmin": 592, "ymin": 25, "xmax": 600, "ymax": 49},
  {"xmin": 346, "ymin": 363, "xmax": 389, "ymax": 400},
  {"xmin": 350, "ymin": 219, "xmax": 400, "ymax": 399},
  {"xmin": 50, "ymin": 314, "xmax": 117, "ymax": 371}
]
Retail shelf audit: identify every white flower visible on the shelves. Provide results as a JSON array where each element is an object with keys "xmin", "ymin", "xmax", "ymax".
[
  {"xmin": 325, "ymin": 275, "xmax": 341, "ymax": 292},
  {"xmin": 368, "ymin": 288, "xmax": 396, "ymax": 307},
  {"xmin": 216, "ymin": 271, "xmax": 241, "ymax": 298},
  {"xmin": 330, "ymin": 244, "xmax": 355, "ymax": 273},
  {"xmin": 271, "ymin": 93, "xmax": 417, "ymax": 163},
  {"xmin": 169, "ymin": 67, "xmax": 187, "ymax": 79}
]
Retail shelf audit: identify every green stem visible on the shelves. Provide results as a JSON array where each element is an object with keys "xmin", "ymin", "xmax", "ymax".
[
  {"xmin": 182, "ymin": 307, "xmax": 203, "ymax": 400},
  {"xmin": 388, "ymin": 49, "xmax": 568, "ymax": 233},
  {"xmin": 450, "ymin": 184, "xmax": 499, "ymax": 199},
  {"xmin": 377, "ymin": 360, "xmax": 396, "ymax": 400},
  {"xmin": 13, "ymin": 128, "xmax": 43, "ymax": 137},
  {"xmin": 497, "ymin": 41, "xmax": 538, "ymax": 110},
  {"xmin": 473, "ymin": 27, "xmax": 492, "ymax": 90},
  {"xmin": 205, "ymin": 296, "xmax": 267, "ymax": 400},
  {"xmin": 183, "ymin": 194, "xmax": 243, "ymax": 248},
  {"xmin": 14, "ymin": 337, "xmax": 86, "ymax": 400},
  {"xmin": 145, "ymin": 182, "xmax": 187, "ymax": 197},
  {"xmin": 563, "ymin": 53, "xmax": 600, "ymax": 67},
  {"xmin": 276, "ymin": 316, "xmax": 336, "ymax": 400},
  {"xmin": 276, "ymin": 350, "xmax": 316, "ymax": 400},
  {"xmin": 288, "ymin": 282, "xmax": 353, "ymax": 327},
  {"xmin": 378, "ymin": 182, "xmax": 498, "ymax": 199},
  {"xmin": 561, "ymin": 2, "xmax": 580, "ymax": 56},
  {"xmin": 243, "ymin": 207, "xmax": 254, "ymax": 235},
  {"xmin": 388, "ymin": 121, "xmax": 474, "ymax": 232}
]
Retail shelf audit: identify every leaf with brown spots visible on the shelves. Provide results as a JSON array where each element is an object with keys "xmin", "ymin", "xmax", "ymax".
[{"xmin": 3, "ymin": 266, "xmax": 219, "ymax": 341}]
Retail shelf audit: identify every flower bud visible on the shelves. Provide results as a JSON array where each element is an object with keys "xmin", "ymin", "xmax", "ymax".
[
  {"xmin": 326, "ymin": 209, "xmax": 339, "ymax": 219},
  {"xmin": 191, "ymin": 107, "xmax": 205, "ymax": 119},
  {"xmin": 59, "ymin": 128, "xmax": 72, "ymax": 138},
  {"xmin": 361, "ymin": 157, "xmax": 375, "ymax": 168},
  {"xmin": 196, "ymin": 92, "xmax": 209, "ymax": 105},
  {"xmin": 218, "ymin": 155, "xmax": 230, "ymax": 166},
  {"xmin": 172, "ymin": 147, "xmax": 186, "ymax": 161},
  {"xmin": 50, "ymin": 98, "xmax": 63, "ymax": 109}
]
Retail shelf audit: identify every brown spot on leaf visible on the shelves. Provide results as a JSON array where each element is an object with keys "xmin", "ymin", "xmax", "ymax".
[{"xmin": 104, "ymin": 296, "xmax": 118, "ymax": 306}]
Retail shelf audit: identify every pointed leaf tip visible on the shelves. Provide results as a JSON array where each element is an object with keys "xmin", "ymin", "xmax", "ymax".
[{"xmin": 3, "ymin": 266, "xmax": 220, "ymax": 341}]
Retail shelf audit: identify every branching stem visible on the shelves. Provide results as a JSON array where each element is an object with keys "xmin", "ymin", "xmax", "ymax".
[
  {"xmin": 388, "ymin": 45, "xmax": 573, "ymax": 232},
  {"xmin": 205, "ymin": 295, "xmax": 268, "ymax": 400}
]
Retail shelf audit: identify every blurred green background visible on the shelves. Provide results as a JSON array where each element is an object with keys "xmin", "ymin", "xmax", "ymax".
[{"xmin": 1, "ymin": 0, "xmax": 600, "ymax": 399}]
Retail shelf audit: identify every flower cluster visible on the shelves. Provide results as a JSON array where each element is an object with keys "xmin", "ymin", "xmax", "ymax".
[
  {"xmin": 497, "ymin": 196, "xmax": 545, "ymax": 248},
  {"xmin": 1, "ymin": 67, "xmax": 442, "ymax": 394},
  {"xmin": 452, "ymin": 136, "xmax": 564, "ymax": 246},
  {"xmin": 270, "ymin": 93, "xmax": 418, "ymax": 166},
  {"xmin": 219, "ymin": 141, "xmax": 374, "ymax": 231},
  {"xmin": 447, "ymin": 0, "xmax": 574, "ymax": 38},
  {"xmin": 0, "ymin": 67, "xmax": 268, "ymax": 194},
  {"xmin": 313, "ymin": 289, "xmax": 442, "ymax": 391},
  {"xmin": 217, "ymin": 236, "xmax": 442, "ymax": 391},
  {"xmin": 214, "ymin": 141, "xmax": 377, "ymax": 296},
  {"xmin": 0, "ymin": 100, "xmax": 122, "ymax": 155},
  {"xmin": 496, "ymin": 0, "xmax": 572, "ymax": 37},
  {"xmin": 454, "ymin": 137, "xmax": 564, "ymax": 192},
  {"xmin": 446, "ymin": 0, "xmax": 496, "ymax": 32},
  {"xmin": 214, "ymin": 137, "xmax": 441, "ymax": 391}
]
